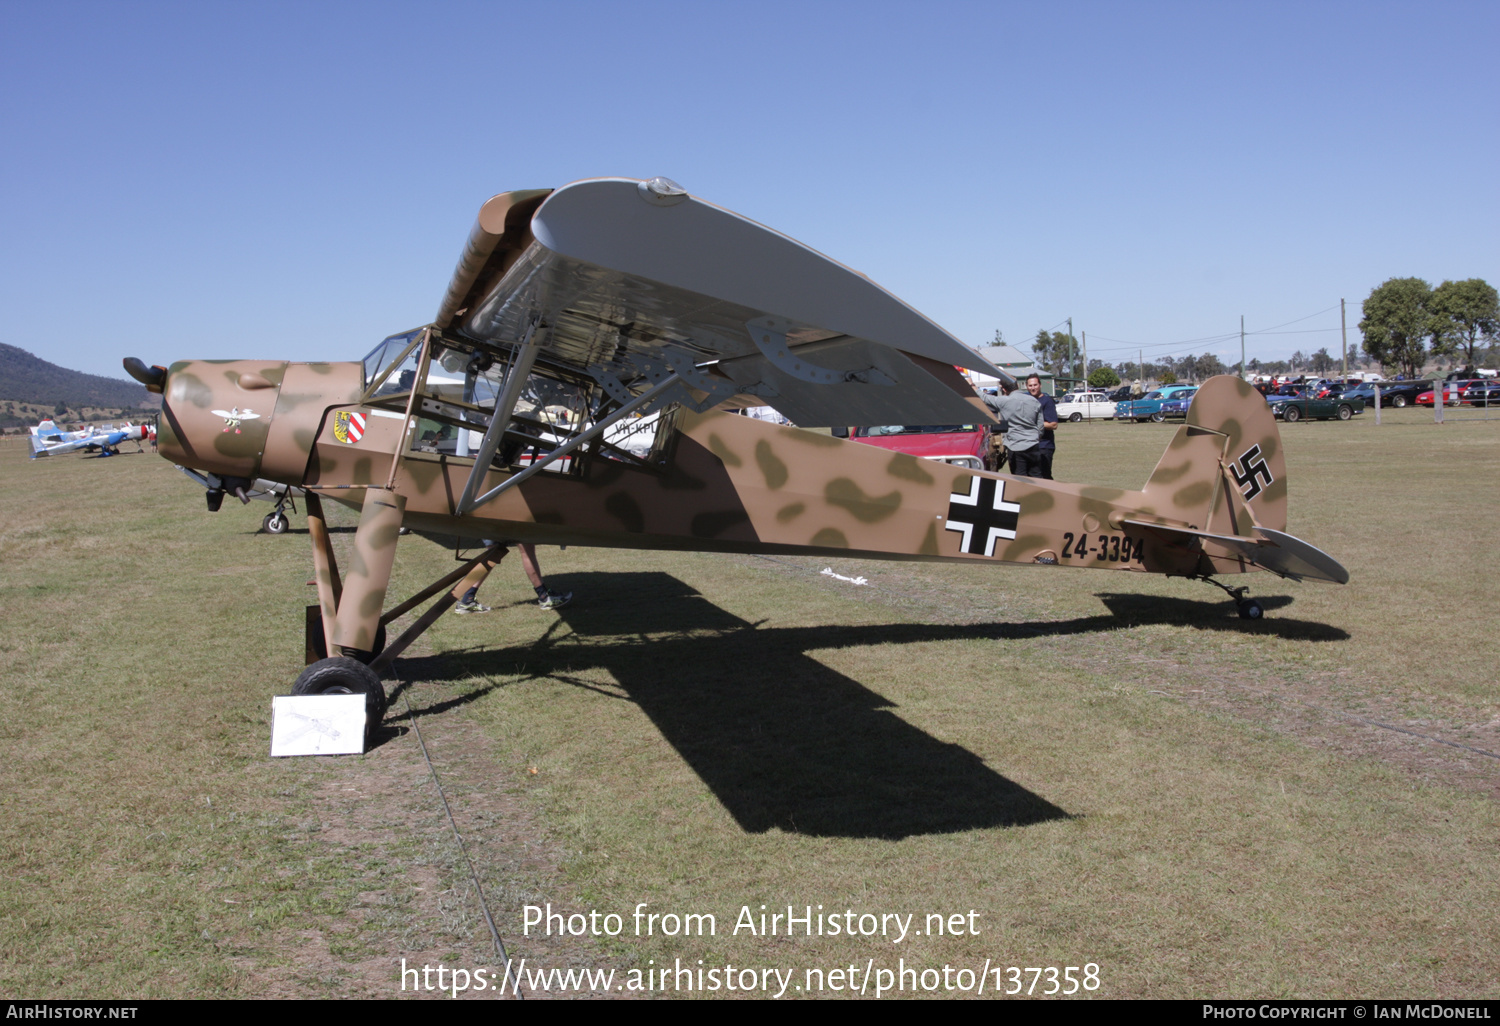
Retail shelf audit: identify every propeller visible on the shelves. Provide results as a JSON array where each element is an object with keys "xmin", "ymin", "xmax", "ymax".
[{"xmin": 123, "ymin": 358, "xmax": 168, "ymax": 392}]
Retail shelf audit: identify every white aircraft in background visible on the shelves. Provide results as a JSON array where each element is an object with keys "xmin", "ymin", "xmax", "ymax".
[{"xmin": 29, "ymin": 419, "xmax": 154, "ymax": 459}]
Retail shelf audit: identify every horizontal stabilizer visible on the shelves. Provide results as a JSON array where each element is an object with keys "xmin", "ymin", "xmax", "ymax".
[{"xmin": 1123, "ymin": 519, "xmax": 1349, "ymax": 584}]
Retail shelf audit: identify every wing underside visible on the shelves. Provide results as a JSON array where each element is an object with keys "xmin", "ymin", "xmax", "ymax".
[{"xmin": 434, "ymin": 178, "xmax": 1006, "ymax": 428}]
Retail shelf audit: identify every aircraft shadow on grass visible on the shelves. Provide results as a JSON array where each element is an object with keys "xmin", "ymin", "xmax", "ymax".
[
  {"xmin": 394, "ymin": 571, "xmax": 1075, "ymax": 839},
  {"xmin": 390, "ymin": 572, "xmax": 1346, "ymax": 839}
]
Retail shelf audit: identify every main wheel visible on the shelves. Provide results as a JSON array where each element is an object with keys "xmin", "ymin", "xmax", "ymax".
[
  {"xmin": 292, "ymin": 657, "xmax": 387, "ymax": 723},
  {"xmin": 1392, "ymin": 394, "xmax": 1408, "ymax": 408},
  {"xmin": 1069, "ymin": 412, "xmax": 1083, "ymax": 422},
  {"xmin": 1237, "ymin": 599, "xmax": 1264, "ymax": 620},
  {"xmin": 1283, "ymin": 405, "xmax": 1301, "ymax": 423},
  {"xmin": 1150, "ymin": 411, "xmax": 1165, "ymax": 423},
  {"xmin": 263, "ymin": 511, "xmax": 290, "ymax": 534},
  {"xmin": 1337, "ymin": 404, "xmax": 1353, "ymax": 421}
]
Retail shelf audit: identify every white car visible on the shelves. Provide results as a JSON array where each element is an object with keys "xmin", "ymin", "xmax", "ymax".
[{"xmin": 1054, "ymin": 391, "xmax": 1115, "ymax": 422}]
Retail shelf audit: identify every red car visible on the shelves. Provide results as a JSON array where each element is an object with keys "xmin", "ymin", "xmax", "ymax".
[
  {"xmin": 851, "ymin": 423, "xmax": 991, "ymax": 471},
  {"xmin": 1417, "ymin": 380, "xmax": 1476, "ymax": 406}
]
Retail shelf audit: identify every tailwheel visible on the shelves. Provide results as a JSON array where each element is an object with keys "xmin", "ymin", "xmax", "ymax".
[
  {"xmin": 1193, "ymin": 576, "xmax": 1264, "ymax": 621},
  {"xmin": 263, "ymin": 511, "xmax": 290, "ymax": 534},
  {"xmin": 292, "ymin": 657, "xmax": 387, "ymax": 725}
]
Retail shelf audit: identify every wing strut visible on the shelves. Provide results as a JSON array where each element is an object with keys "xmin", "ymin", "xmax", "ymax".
[
  {"xmin": 457, "ymin": 373, "xmax": 682, "ymax": 513},
  {"xmin": 454, "ymin": 319, "xmax": 542, "ymax": 514}
]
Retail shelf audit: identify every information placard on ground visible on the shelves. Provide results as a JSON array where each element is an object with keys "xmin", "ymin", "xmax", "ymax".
[{"xmin": 270, "ymin": 694, "xmax": 367, "ymax": 756}]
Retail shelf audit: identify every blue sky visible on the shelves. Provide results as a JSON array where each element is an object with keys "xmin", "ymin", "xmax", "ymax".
[{"xmin": 2, "ymin": 1, "xmax": 1495, "ymax": 379}]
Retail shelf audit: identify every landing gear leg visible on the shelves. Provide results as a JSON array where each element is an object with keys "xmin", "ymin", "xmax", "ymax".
[
  {"xmin": 263, "ymin": 490, "xmax": 296, "ymax": 534},
  {"xmin": 291, "ymin": 490, "xmax": 505, "ymax": 742},
  {"xmin": 1193, "ymin": 575, "xmax": 1264, "ymax": 620}
]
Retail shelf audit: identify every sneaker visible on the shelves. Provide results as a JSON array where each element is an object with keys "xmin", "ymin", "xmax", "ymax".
[
  {"xmin": 454, "ymin": 600, "xmax": 491, "ymax": 614},
  {"xmin": 537, "ymin": 590, "xmax": 572, "ymax": 611}
]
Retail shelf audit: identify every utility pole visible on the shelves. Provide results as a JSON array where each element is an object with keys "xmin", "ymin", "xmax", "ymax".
[
  {"xmin": 1139, "ymin": 348, "xmax": 1144, "ymax": 388},
  {"xmin": 1067, "ymin": 317, "xmax": 1074, "ymax": 387},
  {"xmin": 1082, "ymin": 331, "xmax": 1088, "ymax": 386},
  {"xmin": 1340, "ymin": 298, "xmax": 1348, "ymax": 382},
  {"xmin": 1240, "ymin": 315, "xmax": 1245, "ymax": 379}
]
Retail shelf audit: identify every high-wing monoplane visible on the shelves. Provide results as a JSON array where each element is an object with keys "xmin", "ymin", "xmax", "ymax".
[{"xmin": 125, "ymin": 176, "xmax": 1349, "ymax": 725}]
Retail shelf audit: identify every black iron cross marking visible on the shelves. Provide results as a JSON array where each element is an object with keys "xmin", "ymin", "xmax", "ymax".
[
  {"xmin": 1230, "ymin": 444, "xmax": 1274, "ymax": 501},
  {"xmin": 945, "ymin": 476, "xmax": 1021, "ymax": 557}
]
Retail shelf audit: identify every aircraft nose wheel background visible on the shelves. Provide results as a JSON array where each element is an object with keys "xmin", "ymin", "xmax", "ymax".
[{"xmin": 263, "ymin": 511, "xmax": 290, "ymax": 534}]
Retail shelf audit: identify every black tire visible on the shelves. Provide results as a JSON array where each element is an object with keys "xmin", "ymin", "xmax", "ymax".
[
  {"xmin": 307, "ymin": 616, "xmax": 385, "ymax": 665},
  {"xmin": 1283, "ymin": 405, "xmax": 1301, "ymax": 423},
  {"xmin": 1150, "ymin": 411, "xmax": 1165, "ymax": 423},
  {"xmin": 263, "ymin": 511, "xmax": 290, "ymax": 534},
  {"xmin": 1069, "ymin": 412, "xmax": 1082, "ymax": 423},
  {"xmin": 1337, "ymin": 404, "xmax": 1353, "ymax": 421},
  {"xmin": 292, "ymin": 657, "xmax": 387, "ymax": 723},
  {"xmin": 1392, "ymin": 394, "xmax": 1408, "ymax": 408},
  {"xmin": 1238, "ymin": 600, "xmax": 1263, "ymax": 620}
]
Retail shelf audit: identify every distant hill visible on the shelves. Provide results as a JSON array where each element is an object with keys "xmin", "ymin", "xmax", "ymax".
[{"xmin": 0, "ymin": 344, "xmax": 158, "ymax": 409}]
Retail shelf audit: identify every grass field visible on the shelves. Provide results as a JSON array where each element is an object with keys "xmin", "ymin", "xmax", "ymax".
[{"xmin": 2, "ymin": 408, "xmax": 1497, "ymax": 999}]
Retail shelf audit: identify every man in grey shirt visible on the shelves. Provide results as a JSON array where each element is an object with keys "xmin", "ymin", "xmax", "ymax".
[{"xmin": 981, "ymin": 383, "xmax": 1045, "ymax": 477}]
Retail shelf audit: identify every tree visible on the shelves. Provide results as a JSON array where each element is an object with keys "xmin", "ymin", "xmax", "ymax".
[
  {"xmin": 1088, "ymin": 365, "xmax": 1120, "ymax": 388},
  {"xmin": 1198, "ymin": 353, "xmax": 1227, "ymax": 378},
  {"xmin": 1360, "ymin": 278, "xmax": 1435, "ymax": 379},
  {"xmin": 1310, "ymin": 348, "xmax": 1333, "ymax": 374},
  {"xmin": 1030, "ymin": 330, "xmax": 1080, "ymax": 379},
  {"xmin": 53, "ymin": 400, "xmax": 67, "ymax": 417},
  {"xmin": 1159, "ymin": 369, "xmax": 1178, "ymax": 385},
  {"xmin": 1430, "ymin": 278, "xmax": 1498, "ymax": 368}
]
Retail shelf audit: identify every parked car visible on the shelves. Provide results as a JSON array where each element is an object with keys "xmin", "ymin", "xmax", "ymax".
[
  {"xmin": 1156, "ymin": 388, "xmax": 1199, "ymax": 420},
  {"xmin": 1416, "ymin": 380, "xmax": 1471, "ymax": 406},
  {"xmin": 1376, "ymin": 381, "xmax": 1430, "ymax": 408},
  {"xmin": 1115, "ymin": 385, "xmax": 1198, "ymax": 422},
  {"xmin": 1271, "ymin": 394, "xmax": 1365, "ymax": 422},
  {"xmin": 1461, "ymin": 380, "xmax": 1500, "ymax": 406},
  {"xmin": 1055, "ymin": 391, "xmax": 1115, "ymax": 422},
  {"xmin": 1342, "ymin": 381, "xmax": 1428, "ymax": 408},
  {"xmin": 1268, "ymin": 383, "xmax": 1311, "ymax": 398},
  {"xmin": 1106, "ymin": 385, "xmax": 1135, "ymax": 403},
  {"xmin": 851, "ymin": 423, "xmax": 991, "ymax": 471}
]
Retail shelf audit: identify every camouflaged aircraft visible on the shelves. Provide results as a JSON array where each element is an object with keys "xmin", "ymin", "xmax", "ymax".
[{"xmin": 124, "ymin": 176, "xmax": 1349, "ymax": 727}]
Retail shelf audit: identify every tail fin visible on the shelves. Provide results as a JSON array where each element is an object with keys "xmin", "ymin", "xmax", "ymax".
[
  {"xmin": 1140, "ymin": 375, "xmax": 1287, "ymax": 535},
  {"xmin": 1133, "ymin": 377, "xmax": 1348, "ymax": 583}
]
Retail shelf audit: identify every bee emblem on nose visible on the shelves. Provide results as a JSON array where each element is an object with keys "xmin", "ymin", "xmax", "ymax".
[{"xmin": 211, "ymin": 408, "xmax": 261, "ymax": 434}]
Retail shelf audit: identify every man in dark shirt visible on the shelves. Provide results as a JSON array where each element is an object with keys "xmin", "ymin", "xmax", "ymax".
[{"xmin": 1027, "ymin": 374, "xmax": 1060, "ymax": 480}]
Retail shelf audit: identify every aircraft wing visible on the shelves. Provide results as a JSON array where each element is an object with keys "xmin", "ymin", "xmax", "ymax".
[
  {"xmin": 31, "ymin": 434, "xmax": 99, "ymax": 457},
  {"xmin": 432, "ymin": 178, "xmax": 1008, "ymax": 428}
]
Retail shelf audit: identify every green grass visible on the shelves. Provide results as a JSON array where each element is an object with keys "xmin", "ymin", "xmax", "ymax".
[{"xmin": 2, "ymin": 412, "xmax": 1497, "ymax": 998}]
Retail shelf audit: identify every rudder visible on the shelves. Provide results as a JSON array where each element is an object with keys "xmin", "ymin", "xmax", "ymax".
[{"xmin": 1140, "ymin": 375, "xmax": 1287, "ymax": 535}]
